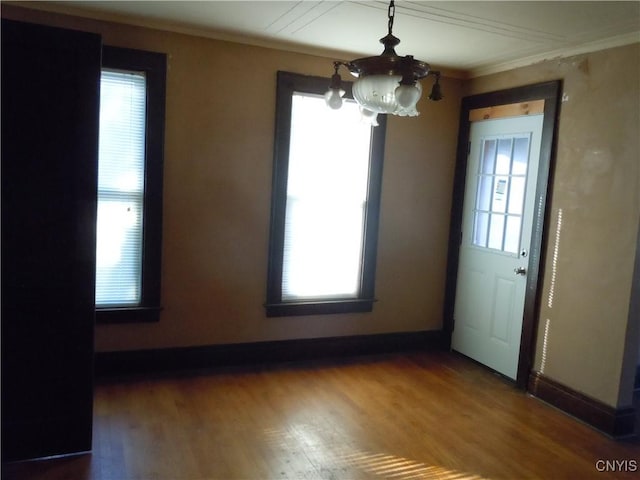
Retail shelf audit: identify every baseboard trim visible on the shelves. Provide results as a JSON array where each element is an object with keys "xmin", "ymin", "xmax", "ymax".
[
  {"xmin": 95, "ymin": 330, "xmax": 447, "ymax": 379},
  {"xmin": 528, "ymin": 371, "xmax": 636, "ymax": 438}
]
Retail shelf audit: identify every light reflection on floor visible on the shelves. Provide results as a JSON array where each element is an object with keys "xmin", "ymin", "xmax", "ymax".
[
  {"xmin": 263, "ymin": 425, "xmax": 489, "ymax": 480},
  {"xmin": 341, "ymin": 450, "xmax": 488, "ymax": 479}
]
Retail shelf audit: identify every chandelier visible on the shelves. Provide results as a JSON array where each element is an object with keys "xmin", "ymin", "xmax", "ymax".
[{"xmin": 324, "ymin": 0, "xmax": 442, "ymax": 125}]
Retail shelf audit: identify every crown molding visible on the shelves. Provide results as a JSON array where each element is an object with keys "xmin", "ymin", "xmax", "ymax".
[
  {"xmin": 469, "ymin": 31, "xmax": 640, "ymax": 78},
  {"xmin": 2, "ymin": 1, "xmax": 468, "ymax": 79},
  {"xmin": 7, "ymin": 1, "xmax": 635, "ymax": 80}
]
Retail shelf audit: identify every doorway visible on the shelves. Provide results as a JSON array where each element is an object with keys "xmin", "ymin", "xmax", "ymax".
[
  {"xmin": 452, "ymin": 114, "xmax": 544, "ymax": 380},
  {"xmin": 444, "ymin": 81, "xmax": 561, "ymax": 388}
]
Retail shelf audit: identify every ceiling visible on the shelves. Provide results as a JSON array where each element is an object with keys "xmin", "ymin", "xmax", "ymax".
[{"xmin": 21, "ymin": 1, "xmax": 640, "ymax": 77}]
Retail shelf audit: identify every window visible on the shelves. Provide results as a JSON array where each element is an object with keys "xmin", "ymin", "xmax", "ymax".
[
  {"xmin": 96, "ymin": 46, "xmax": 166, "ymax": 323},
  {"xmin": 265, "ymin": 71, "xmax": 387, "ymax": 317},
  {"xmin": 472, "ymin": 135, "xmax": 531, "ymax": 255}
]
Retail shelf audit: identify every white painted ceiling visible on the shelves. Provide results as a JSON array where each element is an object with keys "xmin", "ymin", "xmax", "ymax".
[{"xmin": 31, "ymin": 1, "xmax": 640, "ymax": 76}]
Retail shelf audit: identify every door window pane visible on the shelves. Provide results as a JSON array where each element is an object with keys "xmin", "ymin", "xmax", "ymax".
[
  {"xmin": 504, "ymin": 216, "xmax": 522, "ymax": 254},
  {"xmin": 472, "ymin": 133, "xmax": 531, "ymax": 255},
  {"xmin": 476, "ymin": 175, "xmax": 493, "ymax": 211},
  {"xmin": 512, "ymin": 137, "xmax": 530, "ymax": 175},
  {"xmin": 473, "ymin": 212, "xmax": 489, "ymax": 247},
  {"xmin": 488, "ymin": 214, "xmax": 505, "ymax": 250},
  {"xmin": 508, "ymin": 177, "xmax": 526, "ymax": 215},
  {"xmin": 496, "ymin": 138, "xmax": 512, "ymax": 174},
  {"xmin": 481, "ymin": 139, "xmax": 497, "ymax": 174},
  {"xmin": 492, "ymin": 176, "xmax": 508, "ymax": 213}
]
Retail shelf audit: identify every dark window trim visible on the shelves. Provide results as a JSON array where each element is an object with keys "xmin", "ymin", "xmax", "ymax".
[
  {"xmin": 96, "ymin": 45, "xmax": 166, "ymax": 324},
  {"xmin": 265, "ymin": 71, "xmax": 386, "ymax": 317}
]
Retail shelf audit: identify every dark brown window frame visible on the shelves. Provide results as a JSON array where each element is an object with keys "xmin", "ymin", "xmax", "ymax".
[
  {"xmin": 265, "ymin": 71, "xmax": 387, "ymax": 317},
  {"xmin": 96, "ymin": 46, "xmax": 166, "ymax": 324}
]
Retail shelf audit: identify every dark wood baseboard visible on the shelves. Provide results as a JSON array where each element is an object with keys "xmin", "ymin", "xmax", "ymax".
[
  {"xmin": 95, "ymin": 330, "xmax": 447, "ymax": 379},
  {"xmin": 528, "ymin": 371, "xmax": 636, "ymax": 438}
]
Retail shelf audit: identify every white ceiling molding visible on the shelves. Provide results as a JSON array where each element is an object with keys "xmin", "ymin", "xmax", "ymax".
[
  {"xmin": 470, "ymin": 30, "xmax": 640, "ymax": 78},
  {"xmin": 5, "ymin": 1, "xmax": 640, "ymax": 79}
]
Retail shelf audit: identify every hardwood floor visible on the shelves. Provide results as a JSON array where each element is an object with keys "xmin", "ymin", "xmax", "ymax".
[{"xmin": 3, "ymin": 351, "xmax": 639, "ymax": 479}]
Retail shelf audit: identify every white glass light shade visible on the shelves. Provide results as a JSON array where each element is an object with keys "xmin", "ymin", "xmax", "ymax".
[
  {"xmin": 352, "ymin": 75, "xmax": 422, "ymax": 116},
  {"xmin": 324, "ymin": 88, "xmax": 345, "ymax": 110},
  {"xmin": 359, "ymin": 107, "xmax": 379, "ymax": 127},
  {"xmin": 395, "ymin": 83, "xmax": 421, "ymax": 109}
]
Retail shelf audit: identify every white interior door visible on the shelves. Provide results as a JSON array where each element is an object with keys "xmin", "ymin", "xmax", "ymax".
[{"xmin": 452, "ymin": 114, "xmax": 544, "ymax": 379}]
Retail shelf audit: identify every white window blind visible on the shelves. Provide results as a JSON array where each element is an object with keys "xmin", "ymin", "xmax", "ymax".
[
  {"xmin": 96, "ymin": 69, "xmax": 146, "ymax": 306},
  {"xmin": 282, "ymin": 93, "xmax": 373, "ymax": 301}
]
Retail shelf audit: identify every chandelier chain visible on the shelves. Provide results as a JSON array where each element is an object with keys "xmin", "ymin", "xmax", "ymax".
[{"xmin": 388, "ymin": 0, "xmax": 395, "ymax": 34}]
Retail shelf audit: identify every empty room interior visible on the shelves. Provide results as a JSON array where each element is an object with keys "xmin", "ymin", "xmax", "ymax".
[{"xmin": 2, "ymin": 1, "xmax": 640, "ymax": 479}]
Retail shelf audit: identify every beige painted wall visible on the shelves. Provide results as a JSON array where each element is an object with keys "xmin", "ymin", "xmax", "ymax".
[
  {"xmin": 6, "ymin": 4, "xmax": 638, "ymax": 411},
  {"xmin": 466, "ymin": 43, "xmax": 640, "ymax": 408},
  {"xmin": 2, "ymin": 5, "xmax": 463, "ymax": 352}
]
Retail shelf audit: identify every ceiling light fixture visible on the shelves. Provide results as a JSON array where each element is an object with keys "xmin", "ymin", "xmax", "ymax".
[{"xmin": 325, "ymin": 0, "xmax": 442, "ymax": 126}]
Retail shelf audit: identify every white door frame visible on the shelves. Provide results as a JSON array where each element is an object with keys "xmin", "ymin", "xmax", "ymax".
[{"xmin": 444, "ymin": 81, "xmax": 562, "ymax": 389}]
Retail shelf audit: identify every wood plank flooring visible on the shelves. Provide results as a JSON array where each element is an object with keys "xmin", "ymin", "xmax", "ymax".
[{"xmin": 3, "ymin": 351, "xmax": 639, "ymax": 479}]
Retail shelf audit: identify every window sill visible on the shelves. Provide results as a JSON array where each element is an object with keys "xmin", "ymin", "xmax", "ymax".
[
  {"xmin": 265, "ymin": 299, "xmax": 375, "ymax": 317},
  {"xmin": 96, "ymin": 306, "xmax": 162, "ymax": 324}
]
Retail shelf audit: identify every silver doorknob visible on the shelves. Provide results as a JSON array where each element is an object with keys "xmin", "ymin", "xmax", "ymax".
[{"xmin": 514, "ymin": 267, "xmax": 527, "ymax": 276}]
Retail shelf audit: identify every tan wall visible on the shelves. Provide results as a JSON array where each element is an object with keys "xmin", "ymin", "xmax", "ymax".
[
  {"xmin": 2, "ymin": 5, "xmax": 463, "ymax": 352},
  {"xmin": 7, "ymin": 4, "xmax": 637, "ymax": 410},
  {"xmin": 467, "ymin": 44, "xmax": 640, "ymax": 408}
]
